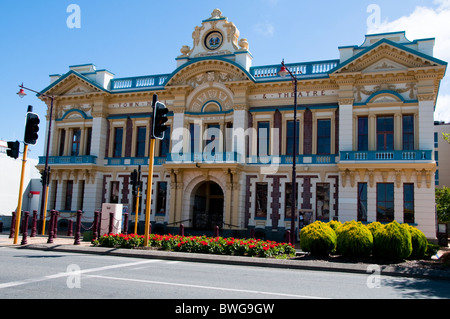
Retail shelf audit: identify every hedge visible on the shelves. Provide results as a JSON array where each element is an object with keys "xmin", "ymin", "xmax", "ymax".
[
  {"xmin": 299, "ymin": 221, "xmax": 337, "ymax": 257},
  {"xmin": 335, "ymin": 221, "xmax": 373, "ymax": 258}
]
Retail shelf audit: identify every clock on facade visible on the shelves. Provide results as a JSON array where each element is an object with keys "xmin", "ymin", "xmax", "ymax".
[{"xmin": 205, "ymin": 31, "xmax": 223, "ymax": 51}]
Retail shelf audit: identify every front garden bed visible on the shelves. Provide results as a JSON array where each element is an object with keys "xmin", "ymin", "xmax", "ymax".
[{"xmin": 93, "ymin": 233, "xmax": 296, "ymax": 258}]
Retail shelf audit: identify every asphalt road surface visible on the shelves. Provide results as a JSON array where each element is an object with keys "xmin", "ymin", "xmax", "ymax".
[{"xmin": 1, "ymin": 246, "xmax": 449, "ymax": 301}]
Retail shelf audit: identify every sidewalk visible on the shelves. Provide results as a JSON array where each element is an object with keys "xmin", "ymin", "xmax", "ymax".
[{"xmin": 1, "ymin": 233, "xmax": 449, "ymax": 281}]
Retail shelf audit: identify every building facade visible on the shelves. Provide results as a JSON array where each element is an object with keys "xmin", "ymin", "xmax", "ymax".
[
  {"xmin": 435, "ymin": 121, "xmax": 450, "ymax": 188},
  {"xmin": 38, "ymin": 9, "xmax": 447, "ymax": 239}
]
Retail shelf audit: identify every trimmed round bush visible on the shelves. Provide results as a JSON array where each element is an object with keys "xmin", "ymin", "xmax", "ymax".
[
  {"xmin": 407, "ymin": 225, "xmax": 428, "ymax": 260},
  {"xmin": 367, "ymin": 222, "xmax": 383, "ymax": 236},
  {"xmin": 335, "ymin": 221, "xmax": 373, "ymax": 258},
  {"xmin": 372, "ymin": 221, "xmax": 412, "ymax": 261},
  {"xmin": 300, "ymin": 221, "xmax": 337, "ymax": 257},
  {"xmin": 328, "ymin": 220, "xmax": 342, "ymax": 231}
]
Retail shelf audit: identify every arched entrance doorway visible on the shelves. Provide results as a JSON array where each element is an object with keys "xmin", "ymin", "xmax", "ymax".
[{"xmin": 193, "ymin": 181, "xmax": 224, "ymax": 230}]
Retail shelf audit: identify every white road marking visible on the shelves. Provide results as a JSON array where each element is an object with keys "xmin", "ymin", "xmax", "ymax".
[
  {"xmin": 84, "ymin": 274, "xmax": 329, "ymax": 299},
  {"xmin": 0, "ymin": 259, "xmax": 163, "ymax": 289}
]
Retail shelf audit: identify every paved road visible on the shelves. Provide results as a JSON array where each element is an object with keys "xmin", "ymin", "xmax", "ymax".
[{"xmin": 1, "ymin": 246, "xmax": 449, "ymax": 301}]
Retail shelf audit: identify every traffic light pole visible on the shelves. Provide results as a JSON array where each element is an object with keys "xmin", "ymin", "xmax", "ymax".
[
  {"xmin": 144, "ymin": 138, "xmax": 156, "ymax": 247},
  {"xmin": 13, "ymin": 143, "xmax": 28, "ymax": 245}
]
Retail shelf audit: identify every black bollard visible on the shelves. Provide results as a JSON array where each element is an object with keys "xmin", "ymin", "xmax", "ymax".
[
  {"xmin": 30, "ymin": 210, "xmax": 37, "ymax": 237},
  {"xmin": 20, "ymin": 212, "xmax": 30, "ymax": 245},
  {"xmin": 74, "ymin": 210, "xmax": 83, "ymax": 245},
  {"xmin": 47, "ymin": 211, "xmax": 56, "ymax": 244},
  {"xmin": 92, "ymin": 211, "xmax": 100, "ymax": 241}
]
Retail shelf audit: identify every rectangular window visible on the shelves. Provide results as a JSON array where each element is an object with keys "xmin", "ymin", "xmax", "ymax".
[
  {"xmin": 190, "ymin": 124, "xmax": 200, "ymax": 153},
  {"xmin": 377, "ymin": 116, "xmax": 394, "ymax": 151},
  {"xmin": 286, "ymin": 120, "xmax": 300, "ymax": 156},
  {"xmin": 205, "ymin": 124, "xmax": 220, "ymax": 156},
  {"xmin": 316, "ymin": 183, "xmax": 330, "ymax": 221},
  {"xmin": 136, "ymin": 127, "xmax": 147, "ymax": 158},
  {"xmin": 113, "ymin": 128, "xmax": 123, "ymax": 158},
  {"xmin": 377, "ymin": 183, "xmax": 394, "ymax": 222},
  {"xmin": 255, "ymin": 182, "xmax": 268, "ymax": 219},
  {"xmin": 402, "ymin": 115, "xmax": 415, "ymax": 151},
  {"xmin": 358, "ymin": 183, "xmax": 368, "ymax": 222},
  {"xmin": 358, "ymin": 117, "xmax": 369, "ymax": 151},
  {"xmin": 64, "ymin": 180, "xmax": 73, "ymax": 211},
  {"xmin": 71, "ymin": 129, "xmax": 81, "ymax": 156},
  {"xmin": 159, "ymin": 125, "xmax": 171, "ymax": 157},
  {"xmin": 156, "ymin": 182, "xmax": 167, "ymax": 215},
  {"xmin": 59, "ymin": 129, "xmax": 66, "ymax": 156},
  {"xmin": 317, "ymin": 119, "xmax": 331, "ymax": 155},
  {"xmin": 403, "ymin": 183, "xmax": 415, "ymax": 224},
  {"xmin": 257, "ymin": 122, "xmax": 270, "ymax": 156},
  {"xmin": 434, "ymin": 132, "xmax": 439, "ymax": 148},
  {"xmin": 85, "ymin": 128, "xmax": 92, "ymax": 156},
  {"xmin": 284, "ymin": 182, "xmax": 298, "ymax": 219},
  {"xmin": 110, "ymin": 181, "xmax": 120, "ymax": 204}
]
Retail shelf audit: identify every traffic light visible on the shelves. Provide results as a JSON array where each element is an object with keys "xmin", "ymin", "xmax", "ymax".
[
  {"xmin": 151, "ymin": 101, "xmax": 169, "ymax": 140},
  {"xmin": 130, "ymin": 166, "xmax": 141, "ymax": 196},
  {"xmin": 24, "ymin": 109, "xmax": 40, "ymax": 145},
  {"xmin": 6, "ymin": 141, "xmax": 20, "ymax": 159}
]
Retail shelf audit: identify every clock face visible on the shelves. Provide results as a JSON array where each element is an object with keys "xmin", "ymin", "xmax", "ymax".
[{"xmin": 205, "ymin": 31, "xmax": 223, "ymax": 51}]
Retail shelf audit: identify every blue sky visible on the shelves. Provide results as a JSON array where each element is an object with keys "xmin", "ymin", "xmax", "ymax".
[{"xmin": 1, "ymin": 0, "xmax": 449, "ymax": 158}]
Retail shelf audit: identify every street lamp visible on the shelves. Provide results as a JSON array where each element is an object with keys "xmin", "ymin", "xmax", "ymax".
[
  {"xmin": 17, "ymin": 83, "xmax": 55, "ymax": 235},
  {"xmin": 278, "ymin": 60, "xmax": 299, "ymax": 245}
]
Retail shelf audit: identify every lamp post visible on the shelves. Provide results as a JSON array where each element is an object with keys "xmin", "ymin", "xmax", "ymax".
[
  {"xmin": 279, "ymin": 60, "xmax": 299, "ymax": 245},
  {"xmin": 17, "ymin": 83, "xmax": 55, "ymax": 235}
]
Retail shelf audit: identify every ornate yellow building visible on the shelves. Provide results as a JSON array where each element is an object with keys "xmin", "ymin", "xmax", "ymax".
[{"xmin": 38, "ymin": 9, "xmax": 447, "ymax": 239}]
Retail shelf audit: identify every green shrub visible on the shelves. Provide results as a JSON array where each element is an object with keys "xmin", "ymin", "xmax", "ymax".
[
  {"xmin": 372, "ymin": 221, "xmax": 412, "ymax": 261},
  {"xmin": 328, "ymin": 220, "xmax": 342, "ymax": 231},
  {"xmin": 407, "ymin": 225, "xmax": 428, "ymax": 260},
  {"xmin": 367, "ymin": 222, "xmax": 383, "ymax": 236},
  {"xmin": 300, "ymin": 221, "xmax": 337, "ymax": 257},
  {"xmin": 335, "ymin": 221, "xmax": 373, "ymax": 258}
]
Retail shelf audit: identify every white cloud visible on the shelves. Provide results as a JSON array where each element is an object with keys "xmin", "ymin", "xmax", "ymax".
[
  {"xmin": 367, "ymin": 1, "xmax": 450, "ymax": 123},
  {"xmin": 254, "ymin": 22, "xmax": 275, "ymax": 37}
]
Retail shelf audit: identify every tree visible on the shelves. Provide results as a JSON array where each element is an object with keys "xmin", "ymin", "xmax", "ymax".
[
  {"xmin": 444, "ymin": 133, "xmax": 450, "ymax": 143},
  {"xmin": 436, "ymin": 187, "xmax": 450, "ymax": 223}
]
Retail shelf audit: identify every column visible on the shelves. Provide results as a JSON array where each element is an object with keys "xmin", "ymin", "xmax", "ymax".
[
  {"xmin": 338, "ymin": 99, "xmax": 354, "ymax": 152},
  {"xmin": 418, "ymin": 94, "xmax": 436, "ymax": 150},
  {"xmin": 232, "ymin": 105, "xmax": 248, "ymax": 163}
]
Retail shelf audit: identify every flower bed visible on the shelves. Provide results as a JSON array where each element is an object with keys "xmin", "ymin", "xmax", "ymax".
[{"xmin": 93, "ymin": 233, "xmax": 296, "ymax": 258}]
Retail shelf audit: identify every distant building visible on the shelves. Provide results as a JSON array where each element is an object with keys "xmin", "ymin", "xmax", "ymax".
[
  {"xmin": 0, "ymin": 141, "xmax": 41, "ymax": 228},
  {"xmin": 37, "ymin": 9, "xmax": 447, "ymax": 239},
  {"xmin": 435, "ymin": 122, "xmax": 450, "ymax": 188}
]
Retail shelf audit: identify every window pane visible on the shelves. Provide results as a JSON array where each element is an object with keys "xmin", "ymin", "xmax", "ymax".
[
  {"xmin": 316, "ymin": 183, "xmax": 330, "ymax": 221},
  {"xmin": 286, "ymin": 120, "xmax": 300, "ymax": 156},
  {"xmin": 113, "ymin": 128, "xmax": 123, "ymax": 158},
  {"xmin": 404, "ymin": 183, "xmax": 415, "ymax": 223},
  {"xmin": 159, "ymin": 126, "xmax": 171, "ymax": 157},
  {"xmin": 377, "ymin": 116, "xmax": 394, "ymax": 151},
  {"xmin": 358, "ymin": 183, "xmax": 368, "ymax": 222},
  {"xmin": 71, "ymin": 129, "xmax": 81, "ymax": 156},
  {"xmin": 358, "ymin": 117, "xmax": 368, "ymax": 151},
  {"xmin": 136, "ymin": 127, "xmax": 146, "ymax": 157},
  {"xmin": 377, "ymin": 183, "xmax": 394, "ymax": 222},
  {"xmin": 403, "ymin": 115, "xmax": 415, "ymax": 150},
  {"xmin": 255, "ymin": 183, "xmax": 268, "ymax": 218},
  {"xmin": 317, "ymin": 119, "xmax": 331, "ymax": 155},
  {"xmin": 257, "ymin": 122, "xmax": 270, "ymax": 156}
]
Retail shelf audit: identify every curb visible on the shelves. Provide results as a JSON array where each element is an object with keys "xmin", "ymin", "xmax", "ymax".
[{"xmin": 17, "ymin": 243, "xmax": 450, "ymax": 281}]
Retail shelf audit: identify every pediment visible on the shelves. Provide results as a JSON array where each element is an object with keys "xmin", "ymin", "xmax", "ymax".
[
  {"xmin": 42, "ymin": 71, "xmax": 106, "ymax": 97},
  {"xmin": 166, "ymin": 59, "xmax": 251, "ymax": 87},
  {"xmin": 332, "ymin": 41, "xmax": 444, "ymax": 75}
]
